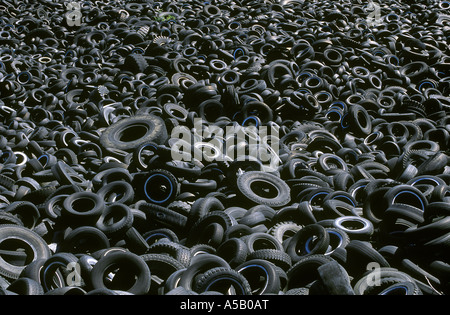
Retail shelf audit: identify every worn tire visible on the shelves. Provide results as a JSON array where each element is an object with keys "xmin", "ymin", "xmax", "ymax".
[{"xmin": 100, "ymin": 115, "xmax": 169, "ymax": 151}]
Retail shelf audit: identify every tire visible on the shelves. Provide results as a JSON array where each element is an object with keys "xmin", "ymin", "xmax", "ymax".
[
  {"xmin": 58, "ymin": 226, "xmax": 110, "ymax": 254},
  {"xmin": 95, "ymin": 203, "xmax": 134, "ymax": 237},
  {"xmin": 44, "ymin": 286, "xmax": 87, "ymax": 295},
  {"xmin": 316, "ymin": 260, "xmax": 354, "ymax": 295},
  {"xmin": 424, "ymin": 201, "xmax": 450, "ymax": 222},
  {"xmin": 140, "ymin": 253, "xmax": 186, "ymax": 295},
  {"xmin": 96, "ymin": 181, "xmax": 135, "ymax": 205},
  {"xmin": 238, "ymin": 211, "xmax": 266, "ymax": 227},
  {"xmin": 322, "ymin": 199, "xmax": 360, "ymax": 219},
  {"xmin": 269, "ymin": 221, "xmax": 303, "ymax": 244},
  {"xmin": 178, "ymin": 253, "xmax": 230, "ymax": 291},
  {"xmin": 186, "ymin": 196, "xmax": 225, "ymax": 229},
  {"xmin": 316, "ymin": 153, "xmax": 348, "ymax": 175},
  {"xmin": 417, "ymin": 152, "xmax": 448, "ymax": 176},
  {"xmin": 325, "ymin": 227, "xmax": 350, "ymax": 255},
  {"xmin": 0, "ymin": 225, "xmax": 51, "ymax": 280},
  {"xmin": 236, "ymin": 259, "xmax": 281, "ymax": 294},
  {"xmin": 379, "ymin": 204, "xmax": 425, "ymax": 241},
  {"xmin": 133, "ymin": 169, "xmax": 179, "ymax": 206},
  {"xmin": 18, "ymin": 259, "xmax": 47, "ymax": 284},
  {"xmin": 147, "ymin": 240, "xmax": 191, "ymax": 267},
  {"xmin": 296, "ymin": 201, "xmax": 318, "ymax": 225},
  {"xmin": 90, "ymin": 251, "xmax": 151, "ymax": 295},
  {"xmin": 138, "ymin": 203, "xmax": 188, "ymax": 234},
  {"xmin": 383, "ymin": 184, "xmax": 428, "ymax": 212},
  {"xmin": 7, "ymin": 277, "xmax": 44, "ymax": 295},
  {"xmin": 378, "ymin": 281, "xmax": 423, "ymax": 295},
  {"xmin": 236, "ymin": 171, "xmax": 291, "ymax": 208},
  {"xmin": 194, "ymin": 267, "xmax": 252, "ymax": 295},
  {"xmin": 242, "ymin": 232, "xmax": 283, "ymax": 254},
  {"xmin": 40, "ymin": 252, "xmax": 80, "ymax": 292},
  {"xmin": 399, "ymin": 258, "xmax": 441, "ymax": 290},
  {"xmin": 186, "ymin": 211, "xmax": 233, "ymax": 247},
  {"xmin": 124, "ymin": 227, "xmax": 150, "ymax": 255},
  {"xmin": 142, "ymin": 228, "xmax": 179, "ymax": 245},
  {"xmin": 402, "ymin": 215, "xmax": 450, "ymax": 243},
  {"xmin": 216, "ymin": 237, "xmax": 249, "ymax": 268},
  {"xmin": 347, "ymin": 104, "xmax": 372, "ymax": 137},
  {"xmin": 100, "ymin": 115, "xmax": 169, "ymax": 152},
  {"xmin": 247, "ymin": 248, "xmax": 292, "ymax": 272},
  {"xmin": 285, "ymin": 224, "xmax": 330, "ymax": 263},
  {"xmin": 344, "ymin": 240, "xmax": 391, "ymax": 278},
  {"xmin": 333, "ymin": 216, "xmax": 374, "ymax": 241},
  {"xmin": 353, "ymin": 267, "xmax": 418, "ymax": 295},
  {"xmin": 286, "ymin": 254, "xmax": 335, "ymax": 290},
  {"xmin": 4, "ymin": 201, "xmax": 40, "ymax": 230},
  {"xmin": 123, "ymin": 53, "xmax": 148, "ymax": 74}
]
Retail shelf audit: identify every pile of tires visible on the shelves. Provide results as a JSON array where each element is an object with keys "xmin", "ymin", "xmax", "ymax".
[{"xmin": 0, "ymin": 0, "xmax": 449, "ymax": 295}]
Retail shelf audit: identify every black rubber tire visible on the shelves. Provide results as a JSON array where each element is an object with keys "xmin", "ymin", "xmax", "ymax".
[
  {"xmin": 96, "ymin": 181, "xmax": 135, "ymax": 205},
  {"xmin": 134, "ymin": 169, "xmax": 179, "ymax": 206},
  {"xmin": 186, "ymin": 196, "xmax": 225, "ymax": 229},
  {"xmin": 353, "ymin": 267, "xmax": 418, "ymax": 295},
  {"xmin": 58, "ymin": 226, "xmax": 111, "ymax": 254},
  {"xmin": 236, "ymin": 171, "xmax": 291, "ymax": 208},
  {"xmin": 325, "ymin": 227, "xmax": 350, "ymax": 255},
  {"xmin": 95, "ymin": 203, "xmax": 134, "ymax": 237},
  {"xmin": 322, "ymin": 199, "xmax": 360, "ymax": 219},
  {"xmin": 140, "ymin": 253, "xmax": 186, "ymax": 295},
  {"xmin": 285, "ymin": 224, "xmax": 330, "ymax": 263},
  {"xmin": 347, "ymin": 104, "xmax": 372, "ymax": 137},
  {"xmin": 90, "ymin": 251, "xmax": 151, "ymax": 295},
  {"xmin": 383, "ymin": 184, "xmax": 428, "ymax": 212},
  {"xmin": 177, "ymin": 253, "xmax": 230, "ymax": 291},
  {"xmin": 247, "ymin": 248, "xmax": 293, "ymax": 272},
  {"xmin": 147, "ymin": 240, "xmax": 191, "ymax": 267},
  {"xmin": 242, "ymin": 232, "xmax": 283, "ymax": 254},
  {"xmin": 0, "ymin": 225, "xmax": 51, "ymax": 280},
  {"xmin": 40, "ymin": 252, "xmax": 79, "ymax": 292},
  {"xmin": 138, "ymin": 203, "xmax": 188, "ymax": 234},
  {"xmin": 7, "ymin": 277, "xmax": 44, "ymax": 295},
  {"xmin": 316, "ymin": 153, "xmax": 349, "ymax": 175},
  {"xmin": 235, "ymin": 259, "xmax": 282, "ymax": 295},
  {"xmin": 186, "ymin": 211, "xmax": 233, "ymax": 247},
  {"xmin": 378, "ymin": 281, "xmax": 423, "ymax": 295},
  {"xmin": 269, "ymin": 221, "xmax": 303, "ymax": 244},
  {"xmin": 333, "ymin": 216, "xmax": 374, "ymax": 241},
  {"xmin": 194, "ymin": 267, "xmax": 252, "ymax": 295},
  {"xmin": 216, "ymin": 237, "xmax": 249, "ymax": 268},
  {"xmin": 124, "ymin": 227, "xmax": 150, "ymax": 255},
  {"xmin": 316, "ymin": 260, "xmax": 355, "ymax": 295},
  {"xmin": 100, "ymin": 115, "xmax": 169, "ymax": 151},
  {"xmin": 344, "ymin": 240, "xmax": 391, "ymax": 279},
  {"xmin": 286, "ymin": 254, "xmax": 335, "ymax": 290},
  {"xmin": 123, "ymin": 53, "xmax": 149, "ymax": 74},
  {"xmin": 44, "ymin": 286, "xmax": 87, "ymax": 295}
]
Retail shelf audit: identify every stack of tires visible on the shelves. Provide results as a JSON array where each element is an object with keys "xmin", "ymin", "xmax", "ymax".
[{"xmin": 0, "ymin": 0, "xmax": 449, "ymax": 295}]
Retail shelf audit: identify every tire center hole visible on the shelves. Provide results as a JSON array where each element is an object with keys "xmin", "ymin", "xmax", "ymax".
[
  {"xmin": 250, "ymin": 180, "xmax": 279, "ymax": 199},
  {"xmin": 118, "ymin": 124, "xmax": 149, "ymax": 142},
  {"xmin": 145, "ymin": 175, "xmax": 171, "ymax": 202},
  {"xmin": 0, "ymin": 239, "xmax": 35, "ymax": 266},
  {"xmin": 72, "ymin": 197, "xmax": 96, "ymax": 213}
]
